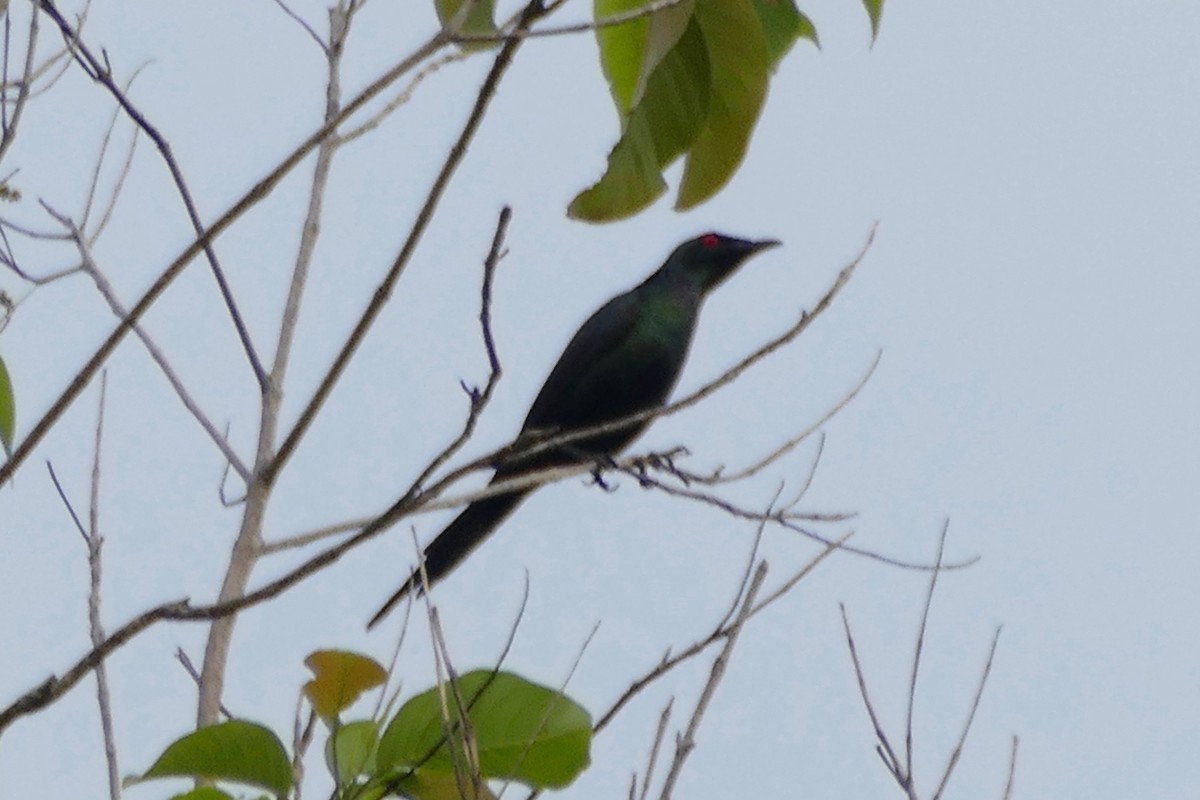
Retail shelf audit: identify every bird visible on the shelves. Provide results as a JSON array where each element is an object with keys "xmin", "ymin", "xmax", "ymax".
[{"xmin": 368, "ymin": 232, "xmax": 780, "ymax": 627}]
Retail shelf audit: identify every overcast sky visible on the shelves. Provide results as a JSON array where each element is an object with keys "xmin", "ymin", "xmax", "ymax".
[{"xmin": 2, "ymin": 1, "xmax": 1198, "ymax": 798}]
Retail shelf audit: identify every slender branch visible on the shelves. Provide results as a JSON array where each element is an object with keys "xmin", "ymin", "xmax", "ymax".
[
  {"xmin": 43, "ymin": 376, "xmax": 120, "ymax": 800},
  {"xmin": 839, "ymin": 603, "xmax": 908, "ymax": 789},
  {"xmin": 905, "ymin": 522, "xmax": 950, "ymax": 782},
  {"xmin": 0, "ymin": 4, "xmax": 37, "ymax": 165},
  {"xmin": 1001, "ymin": 736, "xmax": 1019, "ymax": 800},
  {"xmin": 86, "ymin": 373, "xmax": 120, "ymax": 800},
  {"xmin": 38, "ymin": 0, "xmax": 268, "ymax": 388},
  {"xmin": 594, "ymin": 532, "xmax": 848, "ymax": 735},
  {"xmin": 267, "ymin": 0, "xmax": 328, "ymax": 53},
  {"xmin": 701, "ymin": 350, "xmax": 880, "ymax": 485},
  {"xmin": 455, "ymin": 0, "xmax": 687, "ymax": 43},
  {"xmin": 0, "ymin": 21, "xmax": 449, "ymax": 484},
  {"xmin": 931, "ymin": 625, "xmax": 1003, "ymax": 800},
  {"xmin": 638, "ymin": 699, "xmax": 673, "ymax": 800},
  {"xmin": 41, "ymin": 206, "xmax": 252, "ymax": 482},
  {"xmin": 195, "ymin": 0, "xmax": 365, "ymax": 726},
  {"xmin": 658, "ymin": 562, "xmax": 767, "ymax": 800},
  {"xmin": 336, "ymin": 50, "xmax": 468, "ymax": 145},
  {"xmin": 265, "ymin": 1, "xmax": 547, "ymax": 484}
]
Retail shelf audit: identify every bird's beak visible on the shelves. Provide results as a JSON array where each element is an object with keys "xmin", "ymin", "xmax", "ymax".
[{"xmin": 749, "ymin": 238, "xmax": 782, "ymax": 254}]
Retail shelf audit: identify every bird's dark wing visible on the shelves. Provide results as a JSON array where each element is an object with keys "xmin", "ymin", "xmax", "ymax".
[
  {"xmin": 521, "ymin": 290, "xmax": 642, "ymax": 431},
  {"xmin": 519, "ymin": 287, "xmax": 694, "ymax": 457}
]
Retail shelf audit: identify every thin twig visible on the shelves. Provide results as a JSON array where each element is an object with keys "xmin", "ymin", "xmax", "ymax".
[
  {"xmin": 906, "ymin": 522, "xmax": 951, "ymax": 782},
  {"xmin": 0, "ymin": 17, "xmax": 449, "ymax": 484},
  {"xmin": 931, "ymin": 625, "xmax": 1003, "ymax": 800},
  {"xmin": 41, "ymin": 206, "xmax": 252, "ymax": 482},
  {"xmin": 195, "ymin": 0, "xmax": 366, "ymax": 726},
  {"xmin": 658, "ymin": 562, "xmax": 767, "ymax": 800},
  {"xmin": 839, "ymin": 602, "xmax": 907, "ymax": 788},
  {"xmin": 0, "ymin": 5, "xmax": 37, "ymax": 165},
  {"xmin": 455, "ymin": 0, "xmax": 685, "ymax": 43},
  {"xmin": 638, "ymin": 699, "xmax": 673, "ymax": 800},
  {"xmin": 174, "ymin": 648, "xmax": 233, "ymax": 720},
  {"xmin": 86, "ymin": 374, "xmax": 120, "ymax": 800},
  {"xmin": 264, "ymin": 0, "xmax": 547, "ymax": 484},
  {"xmin": 595, "ymin": 533, "xmax": 847, "ymax": 736},
  {"xmin": 43, "ymin": 376, "xmax": 120, "ymax": 799},
  {"xmin": 1001, "ymin": 736, "xmax": 1018, "ymax": 800},
  {"xmin": 268, "ymin": 0, "xmax": 328, "ymax": 53},
  {"xmin": 39, "ymin": 0, "xmax": 268, "ymax": 388},
  {"xmin": 336, "ymin": 50, "xmax": 468, "ymax": 145}
]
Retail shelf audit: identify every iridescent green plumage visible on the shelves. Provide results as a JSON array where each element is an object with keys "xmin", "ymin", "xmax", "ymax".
[{"xmin": 369, "ymin": 233, "xmax": 779, "ymax": 627}]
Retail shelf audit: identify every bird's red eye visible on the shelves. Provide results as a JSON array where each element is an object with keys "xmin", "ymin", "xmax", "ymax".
[{"xmin": 700, "ymin": 233, "xmax": 720, "ymax": 248}]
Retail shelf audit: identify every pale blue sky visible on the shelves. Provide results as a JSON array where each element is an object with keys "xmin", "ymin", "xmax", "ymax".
[{"xmin": 1, "ymin": 1, "xmax": 1197, "ymax": 797}]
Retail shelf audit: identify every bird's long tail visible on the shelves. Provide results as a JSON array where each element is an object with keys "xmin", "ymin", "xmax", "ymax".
[{"xmin": 367, "ymin": 487, "xmax": 530, "ymax": 628}]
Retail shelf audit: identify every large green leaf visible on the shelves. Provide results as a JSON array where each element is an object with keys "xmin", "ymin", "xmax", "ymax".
[
  {"xmin": 570, "ymin": 18, "xmax": 710, "ymax": 221},
  {"xmin": 574, "ymin": 0, "xmax": 814, "ymax": 221},
  {"xmin": 0, "ymin": 354, "xmax": 12, "ymax": 457},
  {"xmin": 675, "ymin": 0, "xmax": 772, "ymax": 210},
  {"xmin": 595, "ymin": 0, "xmax": 652, "ymax": 113},
  {"xmin": 133, "ymin": 720, "xmax": 291, "ymax": 797},
  {"xmin": 325, "ymin": 719, "xmax": 380, "ymax": 785},
  {"xmin": 377, "ymin": 670, "xmax": 591, "ymax": 790}
]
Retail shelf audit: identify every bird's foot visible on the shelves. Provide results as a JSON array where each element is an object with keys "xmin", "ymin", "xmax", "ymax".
[{"xmin": 588, "ymin": 456, "xmax": 620, "ymax": 492}]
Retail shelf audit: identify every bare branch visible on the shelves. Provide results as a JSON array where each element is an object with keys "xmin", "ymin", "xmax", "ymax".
[
  {"xmin": 0, "ymin": 18, "xmax": 449, "ymax": 484},
  {"xmin": 839, "ymin": 603, "xmax": 908, "ymax": 790},
  {"xmin": 265, "ymin": 0, "xmax": 548, "ymax": 484},
  {"xmin": 905, "ymin": 523, "xmax": 951, "ymax": 781},
  {"xmin": 931, "ymin": 625, "xmax": 1003, "ymax": 800},
  {"xmin": 267, "ymin": 0, "xmax": 328, "ymax": 53},
  {"xmin": 1001, "ymin": 736, "xmax": 1019, "ymax": 800},
  {"xmin": 658, "ymin": 562, "xmax": 767, "ymax": 800},
  {"xmin": 638, "ymin": 699, "xmax": 673, "ymax": 800},
  {"xmin": 336, "ymin": 50, "xmax": 469, "ymax": 145},
  {"xmin": 455, "ymin": 0, "xmax": 688, "ymax": 44},
  {"xmin": 39, "ymin": 0, "xmax": 269, "ymax": 387},
  {"xmin": 0, "ymin": 5, "xmax": 38, "ymax": 165},
  {"xmin": 595, "ymin": 532, "xmax": 847, "ymax": 736},
  {"xmin": 174, "ymin": 648, "xmax": 232, "ymax": 720},
  {"xmin": 40, "ymin": 206, "xmax": 252, "ymax": 483},
  {"xmin": 43, "ymin": 376, "xmax": 120, "ymax": 799}
]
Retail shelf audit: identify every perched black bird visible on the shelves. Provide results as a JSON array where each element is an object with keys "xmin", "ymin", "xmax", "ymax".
[{"xmin": 368, "ymin": 232, "xmax": 780, "ymax": 627}]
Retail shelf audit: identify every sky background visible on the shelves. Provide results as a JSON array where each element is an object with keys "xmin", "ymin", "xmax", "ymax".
[{"xmin": 1, "ymin": 0, "xmax": 1198, "ymax": 798}]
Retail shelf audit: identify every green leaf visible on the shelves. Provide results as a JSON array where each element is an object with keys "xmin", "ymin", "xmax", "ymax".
[
  {"xmin": 325, "ymin": 720, "xmax": 379, "ymax": 785},
  {"xmin": 570, "ymin": 16, "xmax": 710, "ymax": 221},
  {"xmin": 751, "ymin": 0, "xmax": 819, "ymax": 64},
  {"xmin": 166, "ymin": 788, "xmax": 237, "ymax": 800},
  {"xmin": 576, "ymin": 0, "xmax": 817, "ymax": 221},
  {"xmin": 134, "ymin": 720, "xmax": 291, "ymax": 797},
  {"xmin": 303, "ymin": 649, "xmax": 387, "ymax": 721},
  {"xmin": 377, "ymin": 670, "xmax": 591, "ymax": 790},
  {"xmin": 0, "ymin": 354, "xmax": 14, "ymax": 457},
  {"xmin": 675, "ymin": 0, "xmax": 772, "ymax": 210},
  {"xmin": 393, "ymin": 769, "xmax": 499, "ymax": 800},
  {"xmin": 862, "ymin": 0, "xmax": 884, "ymax": 42},
  {"xmin": 595, "ymin": 0, "xmax": 652, "ymax": 114},
  {"xmin": 435, "ymin": 0, "xmax": 499, "ymax": 50},
  {"xmin": 630, "ymin": 0, "xmax": 696, "ymax": 108}
]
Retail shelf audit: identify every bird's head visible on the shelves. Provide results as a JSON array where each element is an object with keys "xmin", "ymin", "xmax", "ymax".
[{"xmin": 665, "ymin": 232, "xmax": 781, "ymax": 294}]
